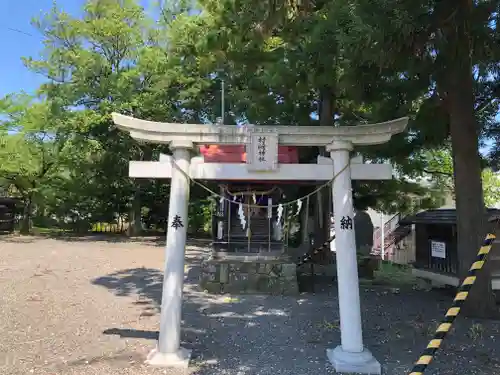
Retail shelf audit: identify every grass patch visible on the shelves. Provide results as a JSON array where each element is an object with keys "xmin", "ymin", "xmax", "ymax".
[
  {"xmin": 31, "ymin": 226, "xmax": 69, "ymax": 235},
  {"xmin": 91, "ymin": 222, "xmax": 126, "ymax": 233},
  {"xmin": 366, "ymin": 262, "xmax": 423, "ymax": 288},
  {"xmin": 222, "ymin": 296, "xmax": 240, "ymax": 303}
]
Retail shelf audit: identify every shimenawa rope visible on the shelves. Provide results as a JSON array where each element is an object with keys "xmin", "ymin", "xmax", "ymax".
[{"xmin": 168, "ymin": 158, "xmax": 350, "ymax": 209}]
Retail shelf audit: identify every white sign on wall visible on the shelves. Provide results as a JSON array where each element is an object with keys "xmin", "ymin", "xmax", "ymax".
[
  {"xmin": 431, "ymin": 240, "xmax": 446, "ymax": 259},
  {"xmin": 246, "ymin": 128, "xmax": 279, "ymax": 172}
]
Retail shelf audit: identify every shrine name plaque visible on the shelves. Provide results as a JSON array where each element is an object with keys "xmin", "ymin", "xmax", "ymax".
[{"xmin": 246, "ymin": 128, "xmax": 279, "ymax": 172}]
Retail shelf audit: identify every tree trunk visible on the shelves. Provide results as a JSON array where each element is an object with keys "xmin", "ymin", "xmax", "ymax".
[
  {"xmin": 127, "ymin": 145, "xmax": 153, "ymax": 237},
  {"xmin": 20, "ymin": 197, "xmax": 33, "ymax": 235},
  {"xmin": 127, "ymin": 188, "xmax": 142, "ymax": 237},
  {"xmin": 317, "ymin": 85, "xmax": 335, "ymax": 255},
  {"xmin": 446, "ymin": 0, "xmax": 498, "ymax": 318}
]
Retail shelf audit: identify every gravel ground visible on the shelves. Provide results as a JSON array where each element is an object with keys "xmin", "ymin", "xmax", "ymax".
[{"xmin": 1, "ymin": 235, "xmax": 500, "ymax": 375}]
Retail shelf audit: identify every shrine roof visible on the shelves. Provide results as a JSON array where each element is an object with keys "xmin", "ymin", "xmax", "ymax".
[
  {"xmin": 400, "ymin": 208, "xmax": 500, "ymax": 225},
  {"xmin": 0, "ymin": 197, "xmax": 18, "ymax": 205}
]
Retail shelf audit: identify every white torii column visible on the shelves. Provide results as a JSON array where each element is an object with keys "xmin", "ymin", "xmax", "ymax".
[
  {"xmin": 326, "ymin": 140, "xmax": 381, "ymax": 374},
  {"xmin": 146, "ymin": 140, "xmax": 193, "ymax": 368}
]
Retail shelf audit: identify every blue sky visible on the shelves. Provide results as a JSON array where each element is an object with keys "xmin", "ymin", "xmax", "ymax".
[
  {"xmin": 0, "ymin": 0, "xmax": 85, "ymax": 98},
  {"xmin": 0, "ymin": 0, "xmax": 157, "ymax": 98}
]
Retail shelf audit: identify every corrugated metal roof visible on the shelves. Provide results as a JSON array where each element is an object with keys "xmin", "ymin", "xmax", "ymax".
[
  {"xmin": 0, "ymin": 197, "xmax": 18, "ymax": 205},
  {"xmin": 400, "ymin": 208, "xmax": 500, "ymax": 225}
]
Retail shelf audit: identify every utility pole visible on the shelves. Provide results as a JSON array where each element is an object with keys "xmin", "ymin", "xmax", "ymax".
[
  {"xmin": 380, "ymin": 213, "xmax": 385, "ymax": 260},
  {"xmin": 221, "ymin": 77, "xmax": 225, "ymax": 125},
  {"xmin": 215, "ymin": 70, "xmax": 225, "ymax": 126}
]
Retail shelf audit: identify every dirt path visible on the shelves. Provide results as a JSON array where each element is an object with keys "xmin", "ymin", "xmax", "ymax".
[{"xmin": 1, "ymin": 235, "xmax": 499, "ymax": 375}]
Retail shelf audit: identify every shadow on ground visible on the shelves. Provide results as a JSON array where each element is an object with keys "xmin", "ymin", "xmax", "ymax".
[
  {"xmin": 0, "ymin": 233, "xmax": 160, "ymax": 244},
  {"xmin": 92, "ymin": 248, "xmax": 500, "ymax": 375},
  {"xmin": 0, "ymin": 233, "xmax": 212, "ymax": 247}
]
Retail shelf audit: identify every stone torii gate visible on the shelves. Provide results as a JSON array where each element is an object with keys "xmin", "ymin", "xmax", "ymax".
[{"xmin": 113, "ymin": 113, "xmax": 408, "ymax": 374}]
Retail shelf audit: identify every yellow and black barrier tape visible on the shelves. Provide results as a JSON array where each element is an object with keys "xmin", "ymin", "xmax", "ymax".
[
  {"xmin": 296, "ymin": 237, "xmax": 335, "ymax": 267},
  {"xmin": 409, "ymin": 232, "xmax": 496, "ymax": 375}
]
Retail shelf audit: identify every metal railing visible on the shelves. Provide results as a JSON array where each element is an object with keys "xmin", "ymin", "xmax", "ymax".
[{"xmin": 373, "ymin": 213, "xmax": 401, "ymax": 250}]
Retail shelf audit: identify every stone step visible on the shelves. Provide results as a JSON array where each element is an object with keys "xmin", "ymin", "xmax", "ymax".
[
  {"xmin": 491, "ymin": 271, "xmax": 500, "ymax": 278},
  {"xmin": 213, "ymin": 239, "xmax": 283, "ymax": 245},
  {"xmin": 223, "ymin": 236, "xmax": 270, "ymax": 241},
  {"xmin": 212, "ymin": 241, "xmax": 284, "ymax": 253},
  {"xmin": 227, "ymin": 225, "xmax": 269, "ymax": 232},
  {"xmin": 229, "ymin": 228, "xmax": 269, "ymax": 234},
  {"xmin": 230, "ymin": 224, "xmax": 269, "ymax": 230},
  {"xmin": 229, "ymin": 221, "xmax": 270, "ymax": 228},
  {"xmin": 228, "ymin": 227, "xmax": 269, "ymax": 234}
]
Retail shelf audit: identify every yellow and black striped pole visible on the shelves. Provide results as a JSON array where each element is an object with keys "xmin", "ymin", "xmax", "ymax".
[
  {"xmin": 296, "ymin": 237, "xmax": 335, "ymax": 267},
  {"xmin": 409, "ymin": 232, "xmax": 496, "ymax": 375}
]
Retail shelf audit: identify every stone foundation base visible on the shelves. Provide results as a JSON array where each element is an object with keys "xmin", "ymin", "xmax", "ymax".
[
  {"xmin": 297, "ymin": 263, "xmax": 337, "ymax": 277},
  {"xmin": 327, "ymin": 346, "xmax": 381, "ymax": 374},
  {"xmin": 146, "ymin": 347, "xmax": 192, "ymax": 368},
  {"xmin": 200, "ymin": 256, "xmax": 299, "ymax": 295}
]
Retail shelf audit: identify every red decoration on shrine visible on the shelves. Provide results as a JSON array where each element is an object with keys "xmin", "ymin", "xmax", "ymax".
[{"xmin": 199, "ymin": 145, "xmax": 299, "ymax": 164}]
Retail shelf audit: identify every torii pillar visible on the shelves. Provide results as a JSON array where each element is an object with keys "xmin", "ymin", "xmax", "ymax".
[
  {"xmin": 327, "ymin": 140, "xmax": 381, "ymax": 374},
  {"xmin": 147, "ymin": 140, "xmax": 194, "ymax": 367}
]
